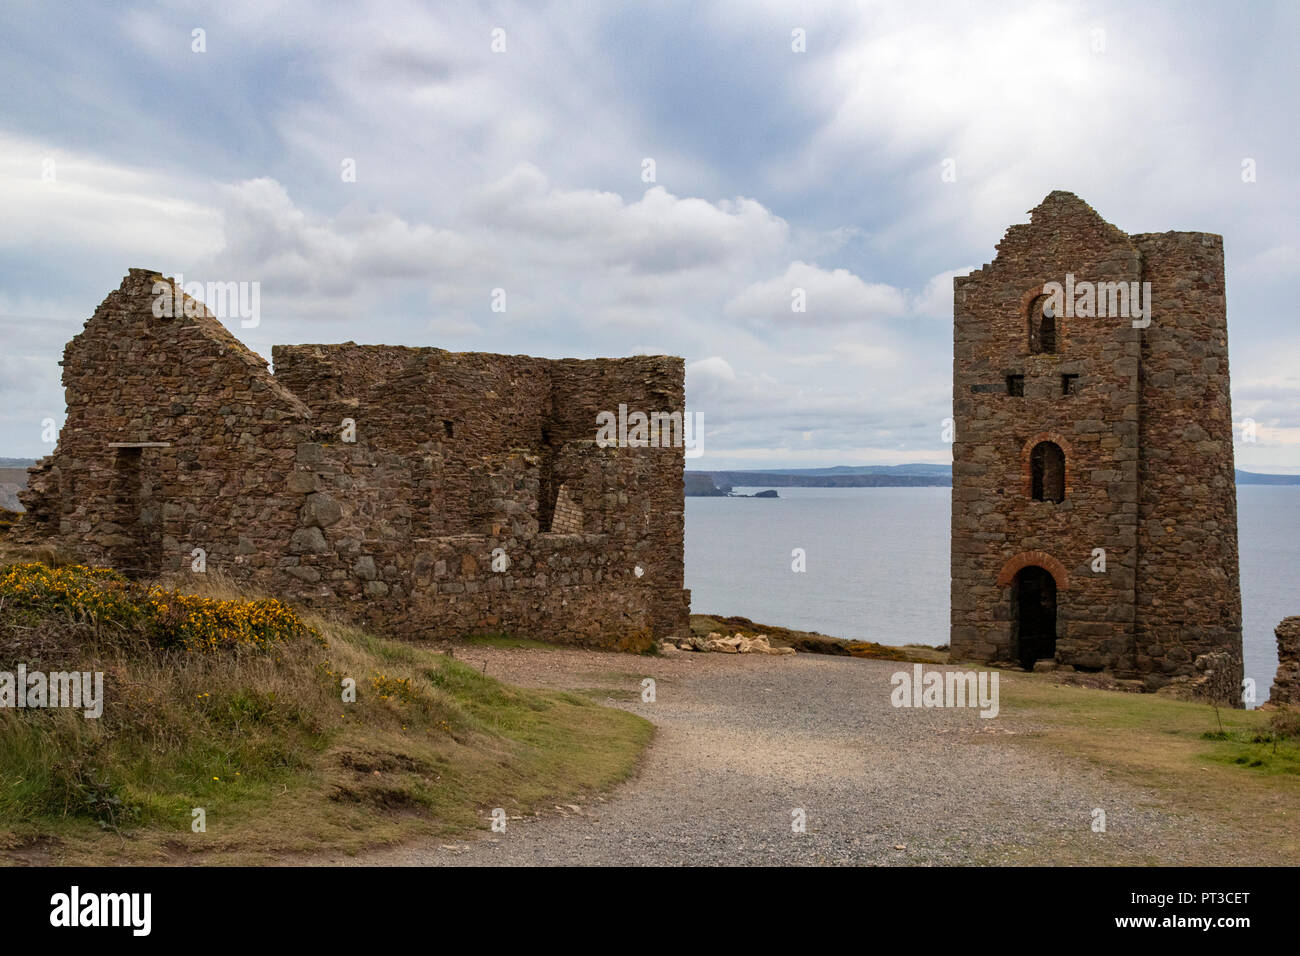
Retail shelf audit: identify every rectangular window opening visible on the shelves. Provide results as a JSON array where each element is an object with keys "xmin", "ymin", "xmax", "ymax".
[
  {"xmin": 1062, "ymin": 374, "xmax": 1079, "ymax": 396},
  {"xmin": 1006, "ymin": 374, "xmax": 1024, "ymax": 397}
]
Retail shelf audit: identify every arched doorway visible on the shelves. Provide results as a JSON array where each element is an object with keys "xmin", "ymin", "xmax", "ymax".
[{"xmin": 1011, "ymin": 566, "xmax": 1056, "ymax": 669}]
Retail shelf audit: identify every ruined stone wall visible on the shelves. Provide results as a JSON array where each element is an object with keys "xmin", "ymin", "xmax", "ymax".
[
  {"xmin": 1270, "ymin": 617, "xmax": 1300, "ymax": 706},
  {"xmin": 551, "ymin": 356, "xmax": 688, "ymax": 602},
  {"xmin": 273, "ymin": 345, "xmax": 555, "ymax": 537},
  {"xmin": 20, "ymin": 270, "xmax": 311, "ymax": 583},
  {"xmin": 268, "ymin": 346, "xmax": 689, "ymax": 648},
  {"xmin": 951, "ymin": 193, "xmax": 1243, "ymax": 687},
  {"xmin": 1131, "ymin": 233, "xmax": 1242, "ymax": 684},
  {"xmin": 21, "ymin": 272, "xmax": 691, "ymax": 650}
]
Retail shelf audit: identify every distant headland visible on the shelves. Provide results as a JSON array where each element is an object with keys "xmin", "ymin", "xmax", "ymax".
[
  {"xmin": 685, "ymin": 473, "xmax": 778, "ymax": 497},
  {"xmin": 684, "ymin": 463, "xmax": 1300, "ymax": 495}
]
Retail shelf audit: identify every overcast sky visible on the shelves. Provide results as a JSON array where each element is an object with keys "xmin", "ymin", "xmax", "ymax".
[{"xmin": 2, "ymin": 0, "xmax": 1297, "ymax": 470}]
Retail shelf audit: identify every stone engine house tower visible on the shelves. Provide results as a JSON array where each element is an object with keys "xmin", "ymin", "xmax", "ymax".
[{"xmin": 950, "ymin": 192, "xmax": 1243, "ymax": 689}]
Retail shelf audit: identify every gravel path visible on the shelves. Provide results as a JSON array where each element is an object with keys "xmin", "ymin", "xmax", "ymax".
[{"xmin": 322, "ymin": 646, "xmax": 1244, "ymax": 866}]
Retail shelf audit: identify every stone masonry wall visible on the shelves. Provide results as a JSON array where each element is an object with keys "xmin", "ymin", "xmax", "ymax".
[
  {"xmin": 19, "ymin": 270, "xmax": 311, "ymax": 582},
  {"xmin": 1270, "ymin": 617, "xmax": 1300, "ymax": 706},
  {"xmin": 951, "ymin": 193, "xmax": 1243, "ymax": 690},
  {"xmin": 20, "ymin": 271, "xmax": 691, "ymax": 651},
  {"xmin": 1131, "ymin": 232, "xmax": 1242, "ymax": 685},
  {"xmin": 952, "ymin": 193, "xmax": 1143, "ymax": 672}
]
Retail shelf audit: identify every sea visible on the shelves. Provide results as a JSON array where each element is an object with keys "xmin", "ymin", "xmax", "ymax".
[{"xmin": 684, "ymin": 485, "xmax": 1297, "ymax": 705}]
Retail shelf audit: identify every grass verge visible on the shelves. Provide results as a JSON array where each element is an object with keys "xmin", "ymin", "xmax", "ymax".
[
  {"xmin": 996, "ymin": 670, "xmax": 1300, "ymax": 864},
  {"xmin": 0, "ymin": 563, "xmax": 653, "ymax": 865}
]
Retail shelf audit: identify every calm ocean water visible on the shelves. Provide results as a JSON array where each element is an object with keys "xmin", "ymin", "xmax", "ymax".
[{"xmin": 684, "ymin": 485, "xmax": 1296, "ymax": 704}]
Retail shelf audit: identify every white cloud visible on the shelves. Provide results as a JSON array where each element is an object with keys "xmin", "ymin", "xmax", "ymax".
[
  {"xmin": 427, "ymin": 317, "xmax": 481, "ymax": 337},
  {"xmin": 208, "ymin": 178, "xmax": 471, "ymax": 294},
  {"xmin": 909, "ymin": 267, "xmax": 974, "ymax": 319},
  {"xmin": 470, "ymin": 165, "xmax": 790, "ymax": 273},
  {"xmin": 1, "ymin": 0, "xmax": 1297, "ymax": 471},
  {"xmin": 725, "ymin": 261, "xmax": 906, "ymax": 325},
  {"xmin": 0, "ymin": 133, "xmax": 222, "ymax": 262},
  {"xmin": 686, "ymin": 355, "xmax": 738, "ymax": 396}
]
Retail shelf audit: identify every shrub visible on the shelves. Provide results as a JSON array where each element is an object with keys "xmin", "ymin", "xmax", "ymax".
[
  {"xmin": 1268, "ymin": 707, "xmax": 1300, "ymax": 740},
  {"xmin": 0, "ymin": 563, "xmax": 142, "ymax": 630},
  {"xmin": 0, "ymin": 562, "xmax": 321, "ymax": 652},
  {"xmin": 370, "ymin": 674, "xmax": 415, "ymax": 702}
]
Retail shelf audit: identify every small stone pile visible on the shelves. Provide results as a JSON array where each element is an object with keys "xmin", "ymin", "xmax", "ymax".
[{"xmin": 664, "ymin": 632, "xmax": 795, "ymax": 656}]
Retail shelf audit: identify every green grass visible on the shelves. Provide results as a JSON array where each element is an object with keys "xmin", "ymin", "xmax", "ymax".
[
  {"xmin": 996, "ymin": 671, "xmax": 1300, "ymax": 864},
  {"xmin": 1203, "ymin": 731, "xmax": 1300, "ymax": 775},
  {"xmin": 572, "ymin": 687, "xmax": 641, "ymax": 702},
  {"xmin": 0, "ymin": 567, "xmax": 653, "ymax": 864},
  {"xmin": 1001, "ymin": 672, "xmax": 1298, "ymax": 766}
]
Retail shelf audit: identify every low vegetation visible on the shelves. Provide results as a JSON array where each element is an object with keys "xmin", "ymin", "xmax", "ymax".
[
  {"xmin": 997, "ymin": 672, "xmax": 1300, "ymax": 864},
  {"xmin": 0, "ymin": 561, "xmax": 652, "ymax": 864},
  {"xmin": 690, "ymin": 613, "xmax": 946, "ymax": 662}
]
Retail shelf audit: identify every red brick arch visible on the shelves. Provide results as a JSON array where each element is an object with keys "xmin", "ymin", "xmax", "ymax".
[
  {"xmin": 1019, "ymin": 283, "xmax": 1057, "ymax": 317},
  {"xmin": 996, "ymin": 550, "xmax": 1069, "ymax": 590},
  {"xmin": 1019, "ymin": 431, "xmax": 1073, "ymax": 499}
]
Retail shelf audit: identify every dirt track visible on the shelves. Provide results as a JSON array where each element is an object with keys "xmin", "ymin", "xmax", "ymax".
[{"xmin": 319, "ymin": 645, "xmax": 1252, "ymax": 866}]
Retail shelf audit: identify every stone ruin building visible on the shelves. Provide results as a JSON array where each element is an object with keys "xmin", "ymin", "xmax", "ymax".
[
  {"xmin": 1271, "ymin": 618, "xmax": 1299, "ymax": 706},
  {"xmin": 951, "ymin": 192, "xmax": 1244, "ymax": 691},
  {"xmin": 19, "ymin": 269, "xmax": 691, "ymax": 650}
]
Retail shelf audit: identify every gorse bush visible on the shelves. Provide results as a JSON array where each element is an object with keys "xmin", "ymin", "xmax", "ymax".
[
  {"xmin": 0, "ymin": 563, "xmax": 321, "ymax": 652},
  {"xmin": 370, "ymin": 673, "xmax": 415, "ymax": 702},
  {"xmin": 147, "ymin": 591, "xmax": 323, "ymax": 652},
  {"xmin": 0, "ymin": 563, "xmax": 140, "ymax": 629}
]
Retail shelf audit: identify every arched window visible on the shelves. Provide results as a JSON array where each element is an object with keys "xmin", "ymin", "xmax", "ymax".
[
  {"xmin": 1030, "ymin": 441, "xmax": 1065, "ymax": 502},
  {"xmin": 1028, "ymin": 294, "xmax": 1057, "ymax": 354}
]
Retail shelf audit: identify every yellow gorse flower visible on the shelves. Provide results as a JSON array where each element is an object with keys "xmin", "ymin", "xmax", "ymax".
[
  {"xmin": 369, "ymin": 673, "xmax": 415, "ymax": 702},
  {"xmin": 0, "ymin": 562, "xmax": 322, "ymax": 652}
]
